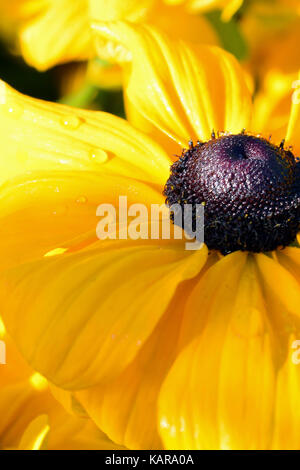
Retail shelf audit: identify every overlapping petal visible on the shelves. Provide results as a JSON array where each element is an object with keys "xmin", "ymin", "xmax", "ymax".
[
  {"xmin": 251, "ymin": 71, "xmax": 297, "ymax": 144},
  {"xmin": 158, "ymin": 252, "xmax": 300, "ymax": 449},
  {"xmin": 0, "ymin": 320, "xmax": 52, "ymax": 450},
  {"xmin": 285, "ymin": 72, "xmax": 300, "ymax": 155},
  {"xmin": 19, "ymin": 0, "xmax": 92, "ymax": 71},
  {"xmin": 89, "ymin": 0, "xmax": 154, "ymax": 22},
  {"xmin": 0, "ymin": 80, "xmax": 170, "ymax": 186},
  {"xmin": 164, "ymin": 0, "xmax": 244, "ymax": 21},
  {"xmin": 18, "ymin": 415, "xmax": 50, "ymax": 450},
  {"xmin": 92, "ymin": 22, "xmax": 252, "ymax": 154},
  {"xmin": 0, "ymin": 167, "xmax": 207, "ymax": 390},
  {"xmin": 0, "ymin": 0, "xmax": 47, "ymax": 44}
]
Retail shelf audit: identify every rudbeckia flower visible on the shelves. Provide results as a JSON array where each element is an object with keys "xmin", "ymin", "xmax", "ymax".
[
  {"xmin": 0, "ymin": 23, "xmax": 299, "ymax": 450},
  {"xmin": 0, "ymin": 317, "xmax": 124, "ymax": 449}
]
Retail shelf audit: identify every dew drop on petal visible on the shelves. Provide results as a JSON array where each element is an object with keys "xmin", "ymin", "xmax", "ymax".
[
  {"xmin": 89, "ymin": 148, "xmax": 108, "ymax": 163},
  {"xmin": 76, "ymin": 196, "xmax": 88, "ymax": 204},
  {"xmin": 60, "ymin": 115, "xmax": 82, "ymax": 130}
]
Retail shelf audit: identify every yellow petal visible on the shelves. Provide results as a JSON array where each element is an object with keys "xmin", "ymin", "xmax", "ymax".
[
  {"xmin": 0, "ymin": 0, "xmax": 47, "ymax": 44},
  {"xmin": 148, "ymin": 2, "xmax": 219, "ymax": 45},
  {"xmin": 0, "ymin": 324, "xmax": 53, "ymax": 450},
  {"xmin": 164, "ymin": 0, "xmax": 243, "ymax": 20},
  {"xmin": 0, "ymin": 218, "xmax": 207, "ymax": 389},
  {"xmin": 255, "ymin": 252, "xmax": 300, "ymax": 321},
  {"xmin": 251, "ymin": 71, "xmax": 296, "ymax": 144},
  {"xmin": 76, "ymin": 266, "xmax": 207, "ymax": 450},
  {"xmin": 92, "ymin": 22, "xmax": 252, "ymax": 154},
  {"xmin": 16, "ymin": 401, "xmax": 126, "ymax": 450},
  {"xmin": 19, "ymin": 0, "xmax": 91, "ymax": 71},
  {"xmin": 89, "ymin": 0, "xmax": 154, "ymax": 22},
  {"xmin": 271, "ymin": 334, "xmax": 300, "ymax": 449},
  {"xmin": 285, "ymin": 71, "xmax": 300, "ymax": 155},
  {"xmin": 0, "ymin": 313, "xmax": 123, "ymax": 450},
  {"xmin": 0, "ymin": 344, "xmax": 53, "ymax": 449},
  {"xmin": 49, "ymin": 420, "xmax": 126, "ymax": 450},
  {"xmin": 276, "ymin": 246, "xmax": 300, "ymax": 283},
  {"xmin": 0, "ymin": 170, "xmax": 164, "ymax": 270},
  {"xmin": 0, "ymin": 80, "xmax": 170, "ymax": 186},
  {"xmin": 158, "ymin": 252, "xmax": 300, "ymax": 449},
  {"xmin": 18, "ymin": 415, "xmax": 50, "ymax": 450}
]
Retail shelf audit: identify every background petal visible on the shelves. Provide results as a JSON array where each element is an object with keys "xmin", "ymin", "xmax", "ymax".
[
  {"xmin": 0, "ymin": 234, "xmax": 207, "ymax": 389},
  {"xmin": 158, "ymin": 253, "xmax": 300, "ymax": 449},
  {"xmin": 76, "ymin": 271, "xmax": 207, "ymax": 450},
  {"xmin": 92, "ymin": 22, "xmax": 252, "ymax": 154},
  {"xmin": 0, "ymin": 80, "xmax": 170, "ymax": 186}
]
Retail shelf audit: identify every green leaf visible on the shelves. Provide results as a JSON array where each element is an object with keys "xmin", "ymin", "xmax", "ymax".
[{"xmin": 205, "ymin": 10, "xmax": 248, "ymax": 62}]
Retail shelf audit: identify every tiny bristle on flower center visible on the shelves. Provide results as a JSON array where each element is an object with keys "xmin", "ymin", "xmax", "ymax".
[{"xmin": 164, "ymin": 132, "xmax": 300, "ymax": 254}]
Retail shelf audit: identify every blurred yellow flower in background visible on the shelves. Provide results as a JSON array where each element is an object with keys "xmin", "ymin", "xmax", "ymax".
[
  {"xmin": 239, "ymin": 0, "xmax": 300, "ymax": 148},
  {"xmin": 0, "ymin": 22, "xmax": 299, "ymax": 450}
]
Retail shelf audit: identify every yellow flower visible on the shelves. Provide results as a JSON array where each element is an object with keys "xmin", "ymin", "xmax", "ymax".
[
  {"xmin": 0, "ymin": 317, "xmax": 125, "ymax": 449},
  {"xmin": 0, "ymin": 23, "xmax": 299, "ymax": 450},
  {"xmin": 278, "ymin": 0, "xmax": 300, "ymax": 15},
  {"xmin": 0, "ymin": 0, "xmax": 218, "ymax": 74}
]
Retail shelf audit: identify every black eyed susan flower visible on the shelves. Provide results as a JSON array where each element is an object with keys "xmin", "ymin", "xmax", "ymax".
[{"xmin": 0, "ymin": 24, "xmax": 299, "ymax": 450}]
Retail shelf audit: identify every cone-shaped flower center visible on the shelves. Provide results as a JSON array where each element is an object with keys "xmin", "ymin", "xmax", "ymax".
[{"xmin": 164, "ymin": 133, "xmax": 300, "ymax": 254}]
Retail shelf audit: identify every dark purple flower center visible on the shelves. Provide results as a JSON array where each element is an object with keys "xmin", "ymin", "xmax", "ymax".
[{"xmin": 164, "ymin": 133, "xmax": 300, "ymax": 254}]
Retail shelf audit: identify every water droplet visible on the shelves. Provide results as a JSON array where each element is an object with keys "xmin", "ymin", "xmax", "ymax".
[
  {"xmin": 89, "ymin": 148, "xmax": 108, "ymax": 163},
  {"xmin": 6, "ymin": 102, "xmax": 23, "ymax": 119},
  {"xmin": 44, "ymin": 247, "xmax": 68, "ymax": 257},
  {"xmin": 76, "ymin": 196, "xmax": 88, "ymax": 204},
  {"xmin": 60, "ymin": 115, "xmax": 82, "ymax": 130}
]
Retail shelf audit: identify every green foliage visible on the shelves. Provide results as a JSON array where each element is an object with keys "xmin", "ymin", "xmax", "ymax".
[{"xmin": 205, "ymin": 10, "xmax": 249, "ymax": 61}]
